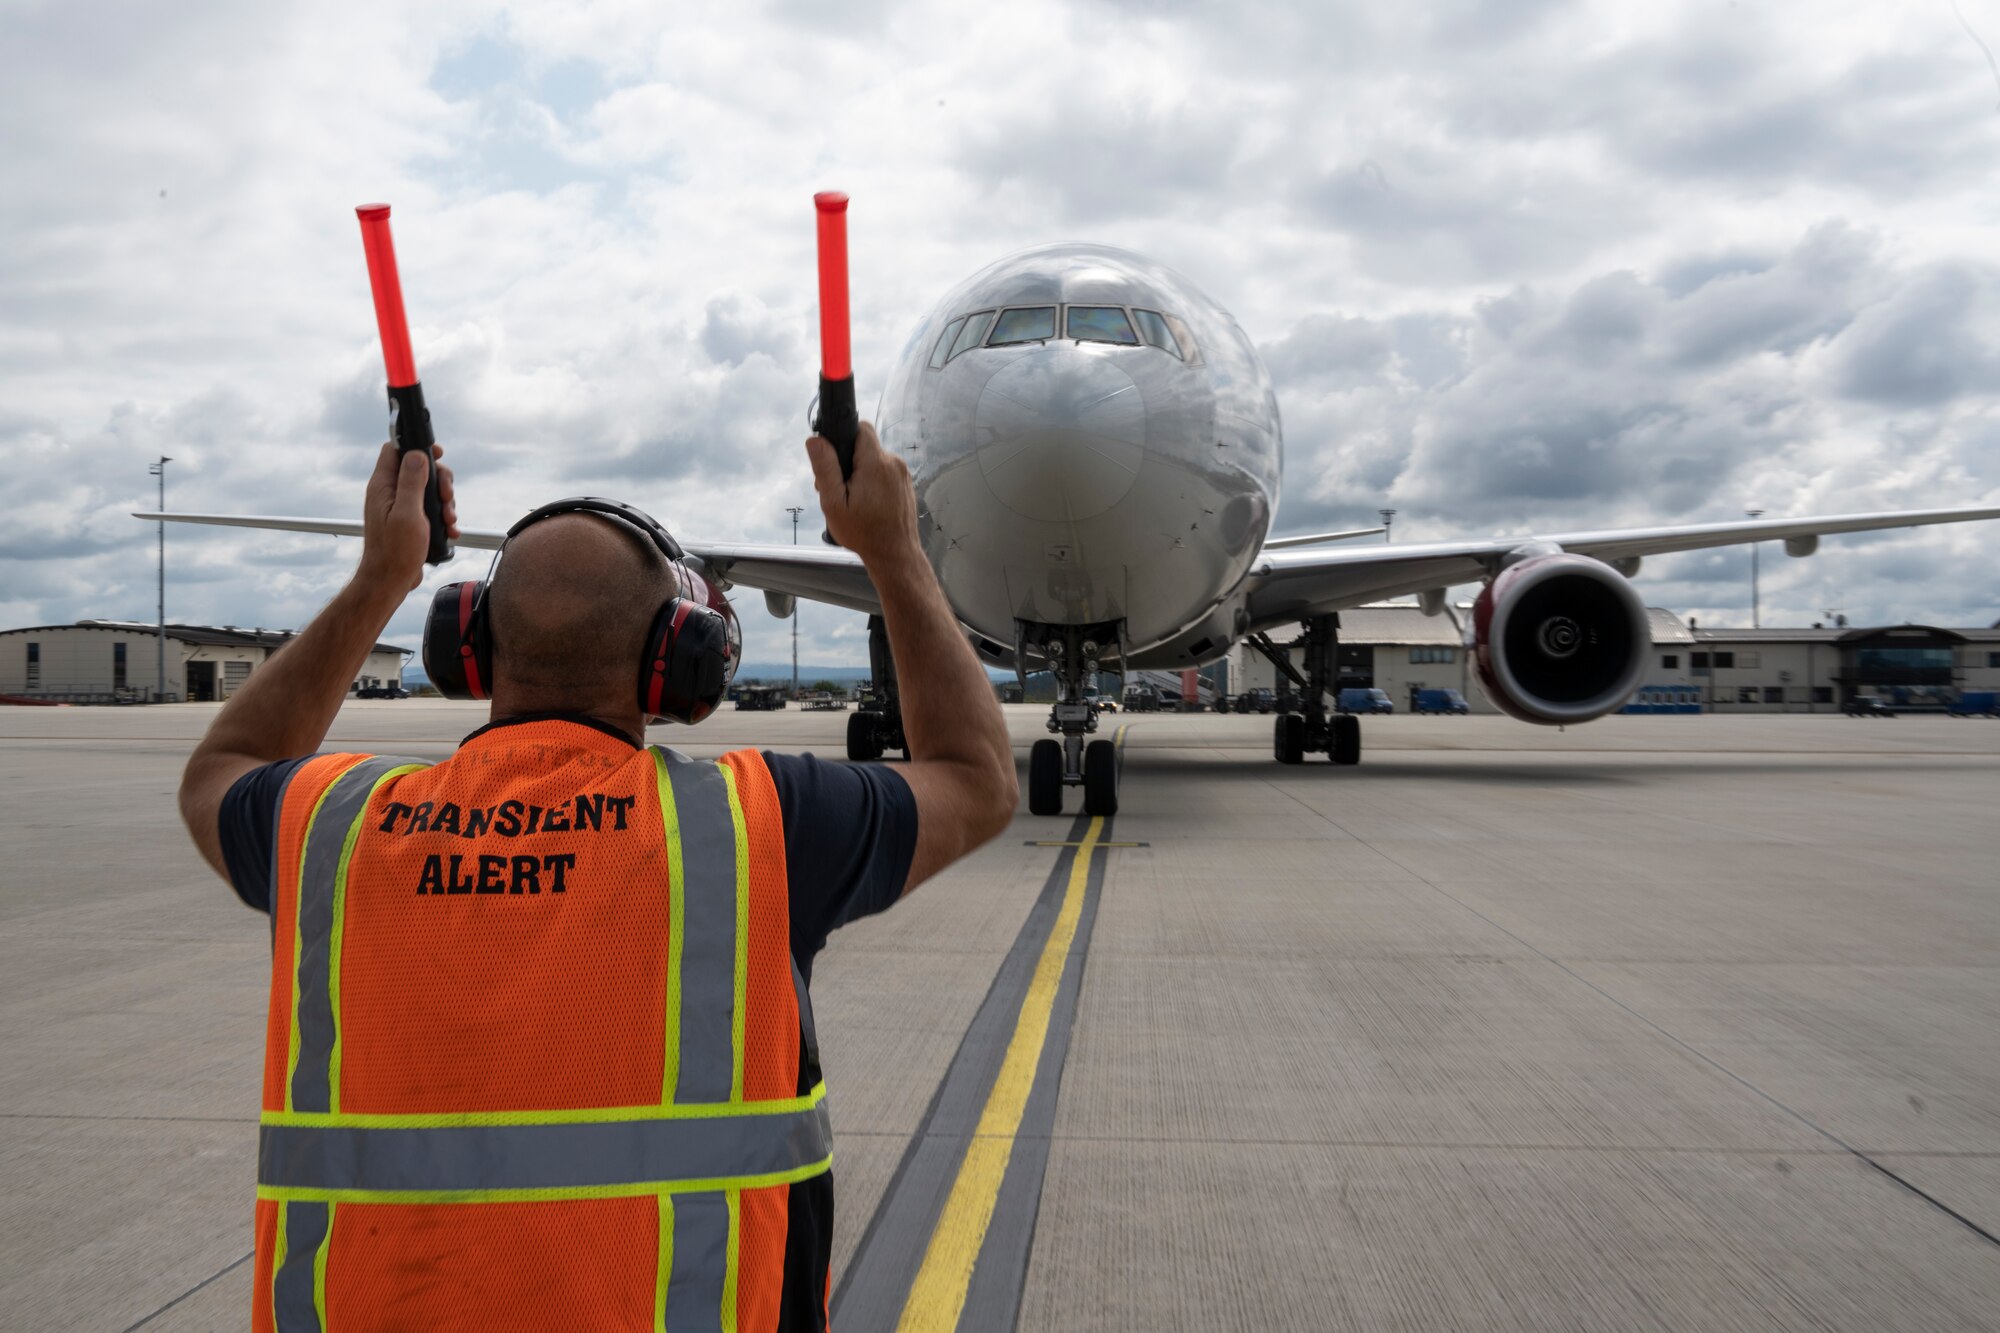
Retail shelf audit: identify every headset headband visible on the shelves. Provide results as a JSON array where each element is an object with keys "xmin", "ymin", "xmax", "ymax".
[{"xmin": 505, "ymin": 496, "xmax": 686, "ymax": 562}]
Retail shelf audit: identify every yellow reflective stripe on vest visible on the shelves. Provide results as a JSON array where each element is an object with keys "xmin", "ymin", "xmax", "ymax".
[
  {"xmin": 652, "ymin": 748, "xmax": 760, "ymax": 1331},
  {"xmin": 719, "ymin": 760, "xmax": 751, "ymax": 1106},
  {"xmin": 286, "ymin": 759, "xmax": 426, "ymax": 1115},
  {"xmin": 655, "ymin": 749, "xmax": 745, "ymax": 1105},
  {"xmin": 656, "ymin": 750, "xmax": 687, "ymax": 1104}
]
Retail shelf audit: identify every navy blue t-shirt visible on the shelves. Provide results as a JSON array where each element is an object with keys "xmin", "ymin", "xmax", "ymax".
[{"xmin": 217, "ymin": 713, "xmax": 917, "ymax": 978}]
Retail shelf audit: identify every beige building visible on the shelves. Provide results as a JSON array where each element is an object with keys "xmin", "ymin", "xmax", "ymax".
[
  {"xmin": 1227, "ymin": 603, "xmax": 2000, "ymax": 714},
  {"xmin": 0, "ymin": 621, "xmax": 409, "ymax": 703}
]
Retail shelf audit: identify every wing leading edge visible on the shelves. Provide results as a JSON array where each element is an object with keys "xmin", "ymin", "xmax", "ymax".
[
  {"xmin": 132, "ymin": 511, "xmax": 881, "ymax": 616},
  {"xmin": 1245, "ymin": 505, "xmax": 2000, "ymax": 628}
]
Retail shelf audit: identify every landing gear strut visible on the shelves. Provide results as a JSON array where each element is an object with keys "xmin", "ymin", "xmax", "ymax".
[
  {"xmin": 1253, "ymin": 614, "xmax": 1362, "ymax": 767},
  {"xmin": 1026, "ymin": 623, "xmax": 1121, "ymax": 817},
  {"xmin": 845, "ymin": 616, "xmax": 909, "ymax": 762}
]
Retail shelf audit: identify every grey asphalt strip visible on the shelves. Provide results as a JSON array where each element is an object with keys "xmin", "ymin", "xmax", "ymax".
[
  {"xmin": 956, "ymin": 814, "xmax": 1110, "ymax": 1333},
  {"xmin": 831, "ymin": 811, "xmax": 1097, "ymax": 1329}
]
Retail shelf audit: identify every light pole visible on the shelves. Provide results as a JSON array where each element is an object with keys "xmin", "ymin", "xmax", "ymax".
[
  {"xmin": 149, "ymin": 456, "xmax": 171, "ymax": 700},
  {"xmin": 786, "ymin": 506, "xmax": 805, "ymax": 696},
  {"xmin": 1379, "ymin": 508, "xmax": 1397, "ymax": 544},
  {"xmin": 1745, "ymin": 508, "xmax": 1765, "ymax": 628}
]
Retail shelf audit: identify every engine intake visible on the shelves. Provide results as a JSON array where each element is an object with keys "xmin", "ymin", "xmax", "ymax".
[{"xmin": 1470, "ymin": 553, "xmax": 1650, "ymax": 725}]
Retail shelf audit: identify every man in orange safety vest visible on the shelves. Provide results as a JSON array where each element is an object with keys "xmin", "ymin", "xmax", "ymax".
[{"xmin": 178, "ymin": 428, "xmax": 1018, "ymax": 1330}]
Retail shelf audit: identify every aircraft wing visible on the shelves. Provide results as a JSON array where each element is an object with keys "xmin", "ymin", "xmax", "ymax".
[
  {"xmin": 134, "ymin": 511, "xmax": 882, "ymax": 616},
  {"xmin": 1245, "ymin": 505, "xmax": 2000, "ymax": 628}
]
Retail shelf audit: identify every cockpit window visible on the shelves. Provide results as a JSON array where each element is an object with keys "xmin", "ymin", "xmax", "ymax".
[
  {"xmin": 929, "ymin": 316, "xmax": 966, "ymax": 370},
  {"xmin": 1066, "ymin": 306, "xmax": 1139, "ymax": 344},
  {"xmin": 949, "ymin": 310, "xmax": 996, "ymax": 361},
  {"xmin": 988, "ymin": 306, "xmax": 1057, "ymax": 346},
  {"xmin": 1131, "ymin": 309, "xmax": 1180, "ymax": 358}
]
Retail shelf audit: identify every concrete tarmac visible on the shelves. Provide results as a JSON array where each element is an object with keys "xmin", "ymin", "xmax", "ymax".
[{"xmin": 2, "ymin": 702, "xmax": 1997, "ymax": 1328}]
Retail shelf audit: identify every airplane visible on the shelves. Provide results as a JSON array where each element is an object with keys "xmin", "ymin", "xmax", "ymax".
[{"xmin": 140, "ymin": 242, "xmax": 2000, "ymax": 817}]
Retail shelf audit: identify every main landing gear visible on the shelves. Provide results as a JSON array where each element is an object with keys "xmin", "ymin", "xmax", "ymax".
[
  {"xmin": 845, "ymin": 616, "xmax": 910, "ymax": 762},
  {"xmin": 1253, "ymin": 613, "xmax": 1362, "ymax": 767},
  {"xmin": 1026, "ymin": 625, "xmax": 1121, "ymax": 818}
]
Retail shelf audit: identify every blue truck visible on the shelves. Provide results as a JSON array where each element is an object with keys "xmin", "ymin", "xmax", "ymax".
[{"xmin": 1411, "ymin": 688, "xmax": 1470, "ymax": 714}]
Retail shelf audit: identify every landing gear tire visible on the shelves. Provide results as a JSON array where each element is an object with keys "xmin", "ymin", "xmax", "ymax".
[
  {"xmin": 846, "ymin": 712, "xmax": 882, "ymax": 762},
  {"xmin": 1275, "ymin": 713, "xmax": 1305, "ymax": 765},
  {"xmin": 1083, "ymin": 738, "xmax": 1119, "ymax": 816},
  {"xmin": 1331, "ymin": 713, "xmax": 1361, "ymax": 766},
  {"xmin": 1029, "ymin": 738, "xmax": 1065, "ymax": 816}
]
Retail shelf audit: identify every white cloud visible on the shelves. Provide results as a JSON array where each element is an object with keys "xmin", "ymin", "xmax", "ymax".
[{"xmin": 3, "ymin": 0, "xmax": 1998, "ymax": 670}]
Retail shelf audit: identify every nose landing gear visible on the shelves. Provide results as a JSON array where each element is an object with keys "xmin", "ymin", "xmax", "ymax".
[{"xmin": 1024, "ymin": 623, "xmax": 1122, "ymax": 817}]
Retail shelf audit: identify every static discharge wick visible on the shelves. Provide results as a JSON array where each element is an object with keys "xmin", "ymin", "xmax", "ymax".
[
  {"xmin": 356, "ymin": 204, "xmax": 418, "ymax": 388},
  {"xmin": 815, "ymin": 191, "xmax": 851, "ymax": 381}
]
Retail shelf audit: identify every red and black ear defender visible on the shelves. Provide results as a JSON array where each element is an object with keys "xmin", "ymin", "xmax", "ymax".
[{"xmin": 421, "ymin": 497, "xmax": 732, "ymax": 725}]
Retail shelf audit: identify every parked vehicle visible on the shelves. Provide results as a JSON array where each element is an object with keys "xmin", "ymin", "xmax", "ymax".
[
  {"xmin": 733, "ymin": 685, "xmax": 788, "ymax": 711},
  {"xmin": 355, "ymin": 685, "xmax": 409, "ymax": 699},
  {"xmin": 804, "ymin": 691, "xmax": 848, "ymax": 711},
  {"xmin": 1949, "ymin": 691, "xmax": 1999, "ymax": 717},
  {"xmin": 1336, "ymin": 687, "xmax": 1395, "ymax": 715},
  {"xmin": 1122, "ymin": 684, "xmax": 1162, "ymax": 712},
  {"xmin": 1843, "ymin": 696, "xmax": 1897, "ymax": 718},
  {"xmin": 1412, "ymin": 688, "xmax": 1470, "ymax": 714},
  {"xmin": 1234, "ymin": 688, "xmax": 1278, "ymax": 714}
]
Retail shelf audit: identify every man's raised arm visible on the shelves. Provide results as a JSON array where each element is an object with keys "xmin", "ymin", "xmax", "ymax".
[
  {"xmin": 807, "ymin": 423, "xmax": 1017, "ymax": 892},
  {"xmin": 178, "ymin": 443, "xmax": 457, "ymax": 879}
]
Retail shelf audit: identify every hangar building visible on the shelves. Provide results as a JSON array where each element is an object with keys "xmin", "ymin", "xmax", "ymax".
[
  {"xmin": 1227, "ymin": 605, "xmax": 2000, "ymax": 714},
  {"xmin": 0, "ymin": 621, "xmax": 410, "ymax": 703}
]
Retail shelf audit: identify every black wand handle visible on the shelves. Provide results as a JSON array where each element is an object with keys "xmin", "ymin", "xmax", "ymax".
[
  {"xmin": 388, "ymin": 382, "xmax": 452, "ymax": 564},
  {"xmin": 814, "ymin": 373, "xmax": 858, "ymax": 482}
]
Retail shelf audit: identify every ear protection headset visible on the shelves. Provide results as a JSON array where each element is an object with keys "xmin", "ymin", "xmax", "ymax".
[{"xmin": 421, "ymin": 496, "xmax": 732, "ymax": 725}]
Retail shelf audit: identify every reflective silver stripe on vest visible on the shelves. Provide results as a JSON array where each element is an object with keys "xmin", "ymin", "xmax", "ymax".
[
  {"xmin": 259, "ymin": 1098, "xmax": 832, "ymax": 1193},
  {"xmin": 290, "ymin": 758, "xmax": 419, "ymax": 1114},
  {"xmin": 660, "ymin": 751, "xmax": 739, "ymax": 1104},
  {"xmin": 664, "ymin": 1191, "xmax": 731, "ymax": 1332},
  {"xmin": 273, "ymin": 1200, "xmax": 329, "ymax": 1332}
]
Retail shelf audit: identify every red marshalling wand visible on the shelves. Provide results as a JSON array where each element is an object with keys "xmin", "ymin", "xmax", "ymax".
[
  {"xmin": 811, "ymin": 191, "xmax": 858, "ymax": 482},
  {"xmin": 356, "ymin": 203, "xmax": 453, "ymax": 565}
]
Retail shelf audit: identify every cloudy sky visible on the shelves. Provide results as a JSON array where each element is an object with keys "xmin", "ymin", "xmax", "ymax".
[{"xmin": 6, "ymin": 0, "xmax": 1999, "ymax": 668}]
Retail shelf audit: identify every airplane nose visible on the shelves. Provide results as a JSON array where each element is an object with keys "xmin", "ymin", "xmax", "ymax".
[{"xmin": 973, "ymin": 347, "xmax": 1145, "ymax": 522}]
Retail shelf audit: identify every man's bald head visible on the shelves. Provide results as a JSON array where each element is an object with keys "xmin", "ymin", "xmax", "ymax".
[{"xmin": 487, "ymin": 513, "xmax": 671, "ymax": 710}]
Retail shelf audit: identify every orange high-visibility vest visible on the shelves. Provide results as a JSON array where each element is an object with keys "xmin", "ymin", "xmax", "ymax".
[{"xmin": 251, "ymin": 720, "xmax": 828, "ymax": 1332}]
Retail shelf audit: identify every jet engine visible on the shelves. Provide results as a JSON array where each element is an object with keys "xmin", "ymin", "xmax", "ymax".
[{"xmin": 1469, "ymin": 552, "xmax": 1650, "ymax": 725}]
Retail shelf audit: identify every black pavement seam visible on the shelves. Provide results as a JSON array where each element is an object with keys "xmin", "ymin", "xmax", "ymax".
[
  {"xmin": 831, "ymin": 812, "xmax": 1092, "ymax": 1327},
  {"xmin": 119, "ymin": 1249, "xmax": 253, "ymax": 1332}
]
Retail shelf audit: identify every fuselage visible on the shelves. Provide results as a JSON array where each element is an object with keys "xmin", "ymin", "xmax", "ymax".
[{"xmin": 875, "ymin": 244, "xmax": 1282, "ymax": 666}]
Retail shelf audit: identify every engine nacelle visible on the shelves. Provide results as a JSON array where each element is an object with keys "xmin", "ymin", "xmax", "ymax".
[{"xmin": 1470, "ymin": 553, "xmax": 1650, "ymax": 725}]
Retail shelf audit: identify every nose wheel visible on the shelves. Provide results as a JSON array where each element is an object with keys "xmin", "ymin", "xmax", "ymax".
[
  {"xmin": 1024, "ymin": 622, "xmax": 1123, "ymax": 816},
  {"xmin": 1030, "ymin": 736, "xmax": 1120, "ymax": 816}
]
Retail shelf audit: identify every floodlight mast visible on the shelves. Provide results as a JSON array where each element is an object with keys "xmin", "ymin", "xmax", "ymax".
[
  {"xmin": 1746, "ymin": 508, "xmax": 1766, "ymax": 627},
  {"xmin": 786, "ymin": 505, "xmax": 805, "ymax": 695},
  {"xmin": 150, "ymin": 456, "xmax": 170, "ymax": 700}
]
